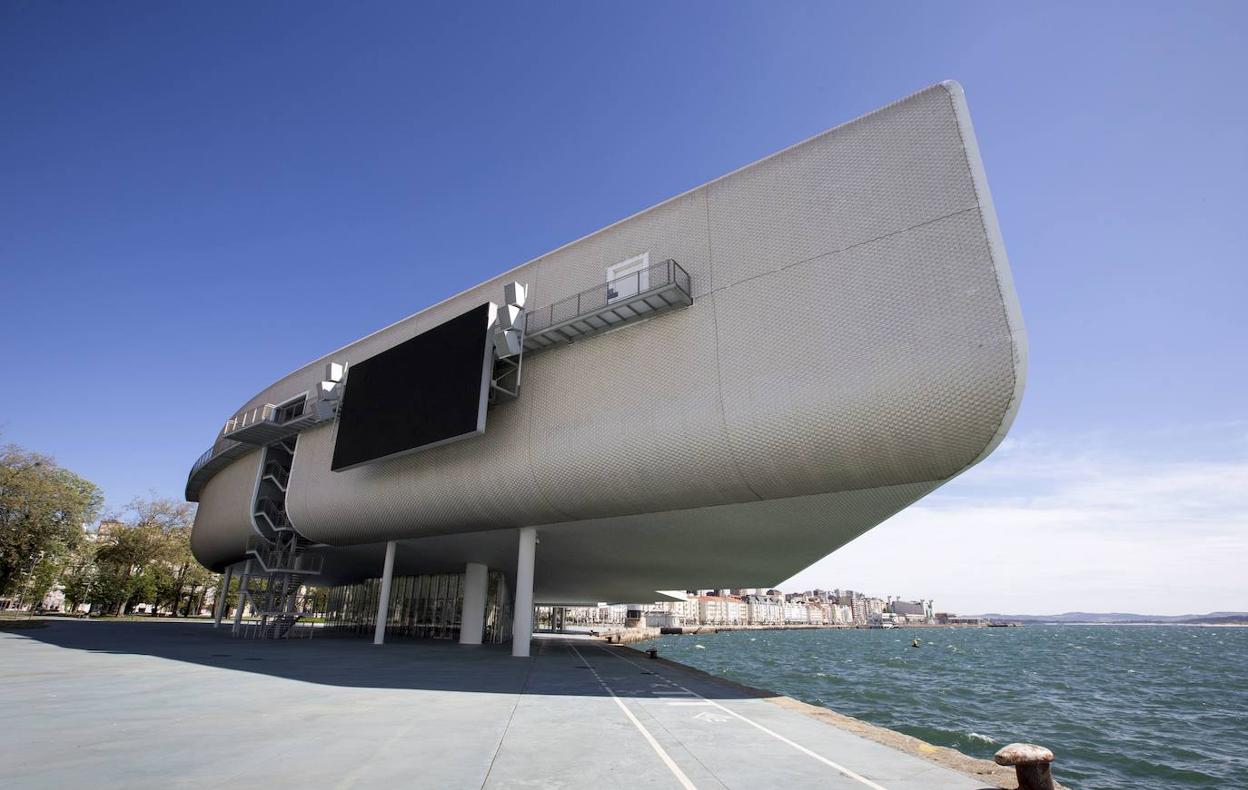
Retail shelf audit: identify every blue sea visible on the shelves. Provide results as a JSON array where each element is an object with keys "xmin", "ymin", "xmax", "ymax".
[{"xmin": 637, "ymin": 625, "xmax": 1248, "ymax": 790}]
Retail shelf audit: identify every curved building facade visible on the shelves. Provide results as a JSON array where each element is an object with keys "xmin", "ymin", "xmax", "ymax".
[{"xmin": 189, "ymin": 82, "xmax": 1025, "ymax": 636}]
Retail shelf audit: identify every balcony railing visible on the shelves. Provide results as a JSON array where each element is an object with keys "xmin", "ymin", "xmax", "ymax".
[
  {"xmin": 523, "ymin": 258, "xmax": 692, "ymax": 351},
  {"xmin": 223, "ymin": 404, "xmax": 278, "ymax": 436},
  {"xmin": 185, "ymin": 439, "xmax": 248, "ymax": 502},
  {"xmin": 220, "ymin": 394, "xmax": 320, "ymax": 446},
  {"xmin": 189, "ymin": 446, "xmax": 215, "ymax": 480}
]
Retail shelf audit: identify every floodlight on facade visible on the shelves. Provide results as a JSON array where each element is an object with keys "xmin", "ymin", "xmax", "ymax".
[
  {"xmin": 317, "ymin": 380, "xmax": 341, "ymax": 400},
  {"xmin": 504, "ymin": 282, "xmax": 527, "ymax": 309},
  {"xmin": 494, "ymin": 328, "xmax": 522, "ymax": 358},
  {"xmin": 497, "ymin": 304, "xmax": 523, "ymax": 331}
]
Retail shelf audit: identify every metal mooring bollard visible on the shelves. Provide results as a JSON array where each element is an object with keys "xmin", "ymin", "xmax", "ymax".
[
  {"xmin": 646, "ymin": 648, "xmax": 659, "ymax": 659},
  {"xmin": 994, "ymin": 743, "xmax": 1055, "ymax": 790}
]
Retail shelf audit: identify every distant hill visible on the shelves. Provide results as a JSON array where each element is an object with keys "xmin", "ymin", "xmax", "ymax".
[{"xmin": 973, "ymin": 611, "xmax": 1248, "ymax": 624}]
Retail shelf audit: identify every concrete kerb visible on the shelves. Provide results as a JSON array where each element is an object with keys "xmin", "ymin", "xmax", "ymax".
[{"xmin": 618, "ymin": 643, "xmax": 1067, "ymax": 790}]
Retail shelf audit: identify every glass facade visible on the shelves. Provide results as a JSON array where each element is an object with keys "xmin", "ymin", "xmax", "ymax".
[{"xmin": 325, "ymin": 570, "xmax": 512, "ymax": 644}]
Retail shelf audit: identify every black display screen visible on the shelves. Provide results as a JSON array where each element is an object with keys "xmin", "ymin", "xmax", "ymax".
[{"xmin": 331, "ymin": 303, "xmax": 493, "ymax": 471}]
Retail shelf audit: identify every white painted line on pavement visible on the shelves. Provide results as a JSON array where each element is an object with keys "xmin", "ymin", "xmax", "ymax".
[
  {"xmin": 569, "ymin": 644, "xmax": 698, "ymax": 790},
  {"xmin": 596, "ymin": 645, "xmax": 891, "ymax": 790}
]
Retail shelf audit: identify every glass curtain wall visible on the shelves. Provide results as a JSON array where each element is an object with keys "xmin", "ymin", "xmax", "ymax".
[{"xmin": 325, "ymin": 570, "xmax": 512, "ymax": 644}]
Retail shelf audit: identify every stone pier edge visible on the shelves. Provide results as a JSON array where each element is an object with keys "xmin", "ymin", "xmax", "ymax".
[{"xmin": 618, "ymin": 643, "xmax": 1068, "ymax": 790}]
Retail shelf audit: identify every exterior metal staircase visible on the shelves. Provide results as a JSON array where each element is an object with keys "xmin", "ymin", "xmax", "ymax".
[{"xmin": 234, "ymin": 438, "xmax": 323, "ymax": 639}]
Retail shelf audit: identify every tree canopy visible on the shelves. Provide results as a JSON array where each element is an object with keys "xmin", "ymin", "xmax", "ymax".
[
  {"xmin": 91, "ymin": 497, "xmax": 209, "ymax": 616},
  {"xmin": 2, "ymin": 441, "xmax": 216, "ymax": 617},
  {"xmin": 0, "ymin": 444, "xmax": 103, "ymax": 596}
]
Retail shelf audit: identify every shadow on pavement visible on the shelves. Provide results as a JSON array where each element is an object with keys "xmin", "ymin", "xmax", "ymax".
[{"xmin": 8, "ymin": 618, "xmax": 765, "ymax": 700}]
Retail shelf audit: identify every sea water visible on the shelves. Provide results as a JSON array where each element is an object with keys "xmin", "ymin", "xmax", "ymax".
[{"xmin": 636, "ymin": 625, "xmax": 1247, "ymax": 789}]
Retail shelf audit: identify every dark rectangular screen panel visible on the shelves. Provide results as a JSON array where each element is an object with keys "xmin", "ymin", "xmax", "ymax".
[{"xmin": 331, "ymin": 303, "xmax": 493, "ymax": 471}]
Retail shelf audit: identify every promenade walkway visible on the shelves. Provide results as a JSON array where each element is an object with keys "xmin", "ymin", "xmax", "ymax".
[{"xmin": 2, "ymin": 620, "xmax": 992, "ymax": 789}]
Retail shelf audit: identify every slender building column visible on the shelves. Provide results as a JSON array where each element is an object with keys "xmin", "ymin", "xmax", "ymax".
[
  {"xmin": 373, "ymin": 541, "xmax": 397, "ymax": 646},
  {"xmin": 231, "ymin": 562, "xmax": 250, "ymax": 635},
  {"xmin": 459, "ymin": 562, "xmax": 489, "ymax": 645},
  {"xmin": 511, "ymin": 527, "xmax": 536, "ymax": 658},
  {"xmin": 212, "ymin": 565, "xmax": 234, "ymax": 628}
]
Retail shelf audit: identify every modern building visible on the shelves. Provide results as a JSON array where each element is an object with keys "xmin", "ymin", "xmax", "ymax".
[
  {"xmin": 888, "ymin": 599, "xmax": 935, "ymax": 623},
  {"xmin": 187, "ymin": 81, "xmax": 1025, "ymax": 654}
]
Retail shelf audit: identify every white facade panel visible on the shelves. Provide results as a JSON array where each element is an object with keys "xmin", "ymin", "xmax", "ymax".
[{"xmin": 189, "ymin": 448, "xmax": 262, "ymax": 568}]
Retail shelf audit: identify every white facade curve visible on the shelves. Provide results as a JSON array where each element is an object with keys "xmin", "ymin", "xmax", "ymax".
[{"xmin": 188, "ymin": 81, "xmax": 1025, "ymax": 604}]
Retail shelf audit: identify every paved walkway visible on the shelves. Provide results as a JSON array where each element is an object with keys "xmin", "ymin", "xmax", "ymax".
[{"xmin": 1, "ymin": 620, "xmax": 990, "ymax": 789}]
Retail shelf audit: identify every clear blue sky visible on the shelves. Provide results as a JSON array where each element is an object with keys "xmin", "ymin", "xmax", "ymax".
[{"xmin": 3, "ymin": 3, "xmax": 1245, "ymax": 612}]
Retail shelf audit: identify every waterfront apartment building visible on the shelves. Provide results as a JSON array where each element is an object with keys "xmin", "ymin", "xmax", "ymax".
[
  {"xmin": 784, "ymin": 602, "xmax": 813, "ymax": 624},
  {"xmin": 187, "ymin": 82, "xmax": 1024, "ymax": 652},
  {"xmin": 696, "ymin": 595, "xmax": 748, "ymax": 626},
  {"xmin": 532, "ymin": 592, "xmax": 917, "ymax": 630},
  {"xmin": 663, "ymin": 596, "xmax": 701, "ymax": 625},
  {"xmin": 743, "ymin": 595, "xmax": 785, "ymax": 626}
]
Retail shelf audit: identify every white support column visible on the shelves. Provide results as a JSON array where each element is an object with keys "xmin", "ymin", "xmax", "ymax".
[
  {"xmin": 459, "ymin": 562, "xmax": 489, "ymax": 645},
  {"xmin": 373, "ymin": 541, "xmax": 397, "ymax": 646},
  {"xmin": 231, "ymin": 562, "xmax": 250, "ymax": 635},
  {"xmin": 511, "ymin": 527, "xmax": 536, "ymax": 657},
  {"xmin": 212, "ymin": 565, "xmax": 233, "ymax": 628}
]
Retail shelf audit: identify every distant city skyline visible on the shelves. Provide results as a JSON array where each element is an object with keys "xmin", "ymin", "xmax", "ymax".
[{"xmin": 2, "ymin": 3, "xmax": 1245, "ymax": 614}]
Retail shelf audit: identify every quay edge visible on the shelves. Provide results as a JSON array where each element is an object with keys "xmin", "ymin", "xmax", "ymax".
[{"xmin": 620, "ymin": 642, "xmax": 1069, "ymax": 790}]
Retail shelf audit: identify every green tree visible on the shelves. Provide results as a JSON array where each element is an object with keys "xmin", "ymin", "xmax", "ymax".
[
  {"xmin": 25, "ymin": 554, "xmax": 62, "ymax": 609},
  {"xmin": 156, "ymin": 523, "xmax": 209, "ymax": 617},
  {"xmin": 90, "ymin": 564, "xmax": 132, "ymax": 614},
  {"xmin": 61, "ymin": 545, "xmax": 97, "ymax": 613},
  {"xmin": 0, "ymin": 444, "xmax": 102, "ymax": 597},
  {"xmin": 128, "ymin": 567, "xmax": 159, "ymax": 614},
  {"xmin": 93, "ymin": 496, "xmax": 197, "ymax": 615}
]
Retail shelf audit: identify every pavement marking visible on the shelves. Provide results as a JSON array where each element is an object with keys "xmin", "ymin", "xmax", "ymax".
[
  {"xmin": 479, "ymin": 635, "xmax": 542, "ymax": 790},
  {"xmin": 666, "ymin": 701, "xmax": 714, "ymax": 707},
  {"xmin": 568, "ymin": 644, "xmax": 698, "ymax": 790},
  {"xmin": 594, "ymin": 645, "xmax": 892, "ymax": 790}
]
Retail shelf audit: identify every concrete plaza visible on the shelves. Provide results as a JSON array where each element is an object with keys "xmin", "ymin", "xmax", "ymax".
[{"xmin": 2, "ymin": 620, "xmax": 996, "ymax": 789}]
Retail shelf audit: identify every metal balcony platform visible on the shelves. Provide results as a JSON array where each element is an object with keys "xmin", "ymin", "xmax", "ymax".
[
  {"xmin": 222, "ymin": 400, "xmax": 320, "ymax": 445},
  {"xmin": 523, "ymin": 258, "xmax": 691, "ymax": 353}
]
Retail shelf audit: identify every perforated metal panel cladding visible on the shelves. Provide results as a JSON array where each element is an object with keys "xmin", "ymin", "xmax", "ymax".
[
  {"xmin": 715, "ymin": 209, "xmax": 1014, "ymax": 499},
  {"xmin": 191, "ymin": 81, "xmax": 1026, "ymax": 594},
  {"xmin": 189, "ymin": 448, "xmax": 261, "ymax": 570}
]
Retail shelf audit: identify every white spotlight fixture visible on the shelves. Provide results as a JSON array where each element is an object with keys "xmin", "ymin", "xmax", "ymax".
[
  {"xmin": 504, "ymin": 282, "xmax": 527, "ymax": 309},
  {"xmin": 495, "ymin": 328, "xmax": 523, "ymax": 358},
  {"xmin": 315, "ymin": 361, "xmax": 347, "ymax": 419},
  {"xmin": 498, "ymin": 304, "xmax": 523, "ymax": 331}
]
